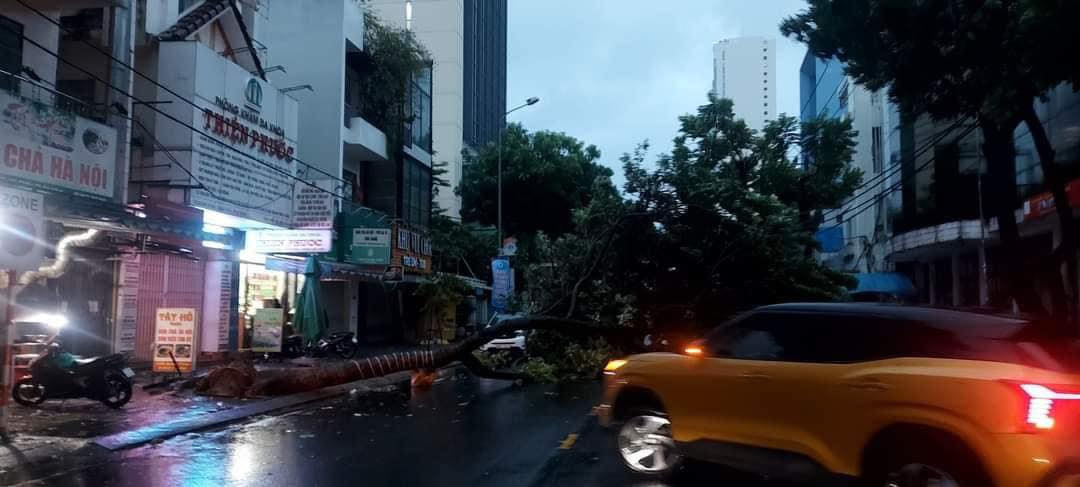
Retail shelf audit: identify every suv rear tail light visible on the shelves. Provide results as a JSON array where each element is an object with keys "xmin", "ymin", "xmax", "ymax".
[{"xmin": 1019, "ymin": 383, "xmax": 1080, "ymax": 431}]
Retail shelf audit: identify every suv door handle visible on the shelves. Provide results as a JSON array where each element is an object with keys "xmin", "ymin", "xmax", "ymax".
[
  {"xmin": 846, "ymin": 380, "xmax": 889, "ymax": 392},
  {"xmin": 738, "ymin": 372, "xmax": 771, "ymax": 382}
]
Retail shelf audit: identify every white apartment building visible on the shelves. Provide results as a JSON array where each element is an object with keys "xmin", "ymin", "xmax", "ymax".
[
  {"xmin": 369, "ymin": 0, "xmax": 464, "ymax": 217},
  {"xmin": 712, "ymin": 36, "xmax": 776, "ymax": 131}
]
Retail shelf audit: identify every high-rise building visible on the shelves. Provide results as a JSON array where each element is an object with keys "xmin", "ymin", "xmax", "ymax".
[
  {"xmin": 370, "ymin": 0, "xmax": 508, "ymax": 218},
  {"xmin": 712, "ymin": 36, "xmax": 775, "ymax": 130},
  {"xmin": 463, "ymin": 0, "xmax": 507, "ymax": 150}
]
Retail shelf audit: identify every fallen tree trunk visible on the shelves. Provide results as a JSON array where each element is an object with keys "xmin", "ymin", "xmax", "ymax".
[{"xmin": 198, "ymin": 316, "xmax": 593, "ymax": 397}]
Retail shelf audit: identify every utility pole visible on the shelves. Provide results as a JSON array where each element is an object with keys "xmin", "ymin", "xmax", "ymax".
[
  {"xmin": 497, "ymin": 97, "xmax": 540, "ymax": 255},
  {"xmin": 0, "ymin": 269, "xmax": 16, "ymax": 443}
]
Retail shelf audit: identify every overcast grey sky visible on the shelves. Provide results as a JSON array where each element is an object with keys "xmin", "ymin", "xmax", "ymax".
[{"xmin": 506, "ymin": 0, "xmax": 810, "ymax": 186}]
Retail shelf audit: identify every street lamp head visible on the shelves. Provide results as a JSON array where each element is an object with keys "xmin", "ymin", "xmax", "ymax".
[{"xmin": 526, "ymin": 97, "xmax": 540, "ymax": 105}]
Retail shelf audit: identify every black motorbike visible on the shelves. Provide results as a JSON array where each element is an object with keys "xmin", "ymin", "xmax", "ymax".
[
  {"xmin": 13, "ymin": 344, "xmax": 135, "ymax": 408},
  {"xmin": 309, "ymin": 331, "xmax": 359, "ymax": 359},
  {"xmin": 276, "ymin": 331, "xmax": 358, "ymax": 359}
]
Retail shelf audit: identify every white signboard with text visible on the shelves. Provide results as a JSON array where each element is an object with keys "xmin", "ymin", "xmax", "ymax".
[
  {"xmin": 251, "ymin": 308, "xmax": 284, "ymax": 353},
  {"xmin": 0, "ymin": 91, "xmax": 118, "ymax": 199},
  {"xmin": 155, "ymin": 42, "xmax": 299, "ymax": 228},
  {"xmin": 0, "ymin": 186, "xmax": 45, "ymax": 270},
  {"xmin": 153, "ymin": 308, "xmax": 197, "ymax": 373},
  {"xmin": 292, "ymin": 179, "xmax": 336, "ymax": 229},
  {"xmin": 245, "ymin": 229, "xmax": 332, "ymax": 253}
]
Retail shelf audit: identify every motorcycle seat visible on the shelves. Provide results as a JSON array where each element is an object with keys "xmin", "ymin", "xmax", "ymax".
[{"xmin": 73, "ymin": 357, "xmax": 99, "ymax": 367}]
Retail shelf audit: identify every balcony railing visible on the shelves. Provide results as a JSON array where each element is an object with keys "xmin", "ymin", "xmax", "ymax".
[{"xmin": 0, "ymin": 72, "xmax": 108, "ymax": 122}]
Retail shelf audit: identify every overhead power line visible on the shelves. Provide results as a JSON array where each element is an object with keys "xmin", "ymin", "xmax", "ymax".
[
  {"xmin": 0, "ymin": 22, "xmax": 351, "ymax": 207},
  {"xmin": 12, "ymin": 0, "xmax": 348, "ymax": 188},
  {"xmin": 821, "ymin": 122, "xmax": 981, "ymax": 232},
  {"xmin": 798, "ymin": 60, "xmax": 830, "ymax": 118},
  {"xmin": 829, "ymin": 116, "xmax": 972, "ymax": 213},
  {"xmin": 828, "ymin": 94, "xmax": 1080, "ymax": 232}
]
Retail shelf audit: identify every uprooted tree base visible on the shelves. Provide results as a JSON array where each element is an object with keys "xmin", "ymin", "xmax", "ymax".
[{"xmin": 195, "ymin": 316, "xmax": 595, "ymax": 397}]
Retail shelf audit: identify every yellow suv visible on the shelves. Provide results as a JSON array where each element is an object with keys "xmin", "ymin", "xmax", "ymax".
[{"xmin": 598, "ymin": 303, "xmax": 1080, "ymax": 486}]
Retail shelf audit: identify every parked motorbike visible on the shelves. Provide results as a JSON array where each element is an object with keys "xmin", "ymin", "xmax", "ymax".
[
  {"xmin": 280, "ymin": 334, "xmax": 305, "ymax": 358},
  {"xmin": 12, "ymin": 342, "xmax": 135, "ymax": 408},
  {"xmin": 309, "ymin": 331, "xmax": 359, "ymax": 359}
]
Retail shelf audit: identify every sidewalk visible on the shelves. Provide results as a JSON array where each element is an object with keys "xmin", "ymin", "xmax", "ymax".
[{"xmin": 0, "ymin": 348, "xmax": 453, "ymax": 479}]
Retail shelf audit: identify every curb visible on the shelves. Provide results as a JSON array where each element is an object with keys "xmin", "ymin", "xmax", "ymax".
[{"xmin": 90, "ymin": 364, "xmax": 462, "ymax": 451}]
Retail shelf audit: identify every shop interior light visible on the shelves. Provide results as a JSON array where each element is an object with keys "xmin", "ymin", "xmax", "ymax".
[
  {"xmin": 202, "ymin": 240, "xmax": 231, "ymax": 250},
  {"xmin": 202, "ymin": 224, "xmax": 228, "ymax": 235},
  {"xmin": 23, "ymin": 312, "xmax": 68, "ymax": 329},
  {"xmin": 238, "ymin": 249, "xmax": 267, "ymax": 264}
]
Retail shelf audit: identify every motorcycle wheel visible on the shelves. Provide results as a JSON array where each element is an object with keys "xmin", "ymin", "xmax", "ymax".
[
  {"xmin": 12, "ymin": 379, "xmax": 46, "ymax": 406},
  {"xmin": 100, "ymin": 372, "xmax": 132, "ymax": 408},
  {"xmin": 336, "ymin": 342, "xmax": 358, "ymax": 359}
]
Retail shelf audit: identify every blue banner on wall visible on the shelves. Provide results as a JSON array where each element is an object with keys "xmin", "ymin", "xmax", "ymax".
[
  {"xmin": 815, "ymin": 225, "xmax": 844, "ymax": 253},
  {"xmin": 491, "ymin": 256, "xmax": 511, "ymax": 313}
]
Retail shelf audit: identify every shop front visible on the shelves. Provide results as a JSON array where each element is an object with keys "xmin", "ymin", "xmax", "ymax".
[
  {"xmin": 0, "ymin": 80, "xmax": 128, "ymax": 357},
  {"xmin": 131, "ymin": 39, "xmax": 302, "ymax": 359}
]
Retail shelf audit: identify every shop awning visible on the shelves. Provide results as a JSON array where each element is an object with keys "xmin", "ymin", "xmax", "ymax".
[
  {"xmin": 850, "ymin": 272, "xmax": 917, "ymax": 297},
  {"xmin": 264, "ymin": 255, "xmax": 388, "ymax": 281},
  {"xmin": 46, "ymin": 196, "xmax": 230, "ymax": 244}
]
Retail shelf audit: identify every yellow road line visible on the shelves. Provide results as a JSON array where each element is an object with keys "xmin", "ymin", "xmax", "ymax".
[{"xmin": 558, "ymin": 433, "xmax": 578, "ymax": 450}]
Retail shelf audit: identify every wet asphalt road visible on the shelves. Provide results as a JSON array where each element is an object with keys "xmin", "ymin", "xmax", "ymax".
[
  {"xmin": 12, "ymin": 370, "xmax": 600, "ymax": 487},
  {"xmin": 531, "ymin": 416, "xmax": 799, "ymax": 487},
  {"xmin": 6, "ymin": 370, "xmax": 798, "ymax": 487}
]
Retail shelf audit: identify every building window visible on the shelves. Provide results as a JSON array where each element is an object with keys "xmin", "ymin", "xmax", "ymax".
[
  {"xmin": 342, "ymin": 169, "xmax": 359, "ymax": 203},
  {"xmin": 179, "ymin": 0, "xmax": 201, "ymax": 14},
  {"xmin": 872, "ymin": 126, "xmax": 883, "ymax": 173},
  {"xmin": 402, "ymin": 159, "xmax": 431, "ymax": 228},
  {"xmin": 407, "ymin": 65, "xmax": 433, "ymax": 152},
  {"xmin": 0, "ymin": 16, "xmax": 22, "ymax": 91}
]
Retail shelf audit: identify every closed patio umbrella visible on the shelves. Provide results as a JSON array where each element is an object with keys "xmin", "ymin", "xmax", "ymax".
[{"xmin": 294, "ymin": 255, "xmax": 327, "ymax": 344}]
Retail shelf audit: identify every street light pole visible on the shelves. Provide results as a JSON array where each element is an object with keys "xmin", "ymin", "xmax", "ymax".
[{"xmin": 497, "ymin": 96, "xmax": 539, "ymax": 255}]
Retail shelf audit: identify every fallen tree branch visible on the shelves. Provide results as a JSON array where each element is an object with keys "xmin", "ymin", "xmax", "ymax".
[{"xmin": 199, "ymin": 316, "xmax": 595, "ymax": 397}]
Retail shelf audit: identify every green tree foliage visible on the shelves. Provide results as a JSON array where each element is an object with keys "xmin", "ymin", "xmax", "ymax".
[
  {"xmin": 781, "ymin": 0, "xmax": 1080, "ymax": 319},
  {"xmin": 460, "ymin": 96, "xmax": 862, "ymax": 380},
  {"xmin": 620, "ymin": 95, "xmax": 858, "ymax": 330},
  {"xmin": 459, "ymin": 124, "xmax": 618, "ymax": 238},
  {"xmin": 428, "ymin": 213, "xmax": 495, "ymax": 280},
  {"xmin": 429, "ymin": 161, "xmax": 496, "ymax": 280},
  {"xmin": 757, "ymin": 115, "xmax": 862, "ymax": 235},
  {"xmin": 356, "ymin": 12, "xmax": 429, "ymax": 137},
  {"xmin": 414, "ymin": 273, "xmax": 473, "ymax": 313}
]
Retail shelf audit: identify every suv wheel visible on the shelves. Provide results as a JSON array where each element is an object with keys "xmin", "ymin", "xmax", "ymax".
[
  {"xmin": 865, "ymin": 429, "xmax": 989, "ymax": 487},
  {"xmin": 881, "ymin": 463, "xmax": 958, "ymax": 487},
  {"xmin": 617, "ymin": 412, "xmax": 681, "ymax": 476}
]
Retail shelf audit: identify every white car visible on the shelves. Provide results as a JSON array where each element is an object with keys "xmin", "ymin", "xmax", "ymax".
[{"xmin": 480, "ymin": 329, "xmax": 527, "ymax": 353}]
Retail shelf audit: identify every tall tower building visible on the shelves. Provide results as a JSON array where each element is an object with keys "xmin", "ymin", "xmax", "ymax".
[{"xmin": 712, "ymin": 36, "xmax": 776, "ymax": 130}]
